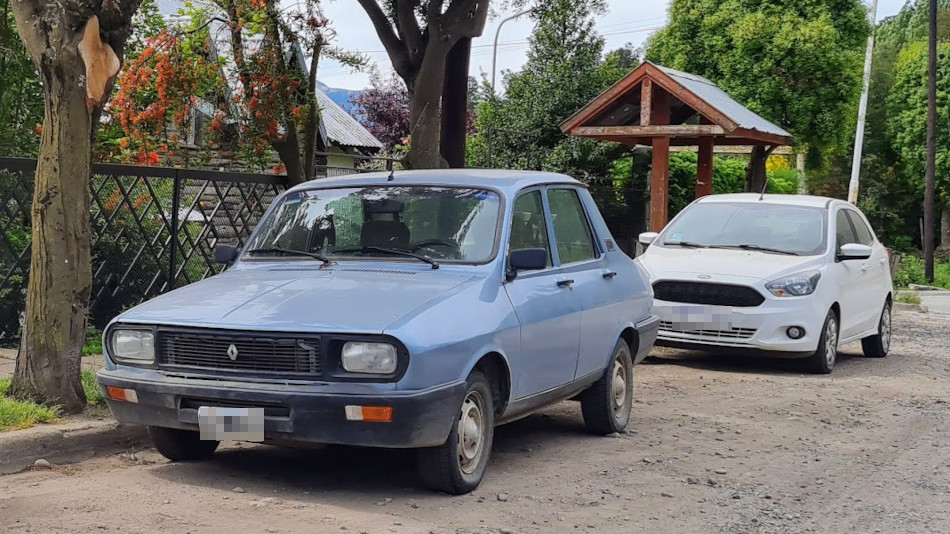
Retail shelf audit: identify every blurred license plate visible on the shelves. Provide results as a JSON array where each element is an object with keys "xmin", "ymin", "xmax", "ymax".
[
  {"xmin": 670, "ymin": 305, "xmax": 732, "ymax": 331},
  {"xmin": 197, "ymin": 406, "xmax": 264, "ymax": 442}
]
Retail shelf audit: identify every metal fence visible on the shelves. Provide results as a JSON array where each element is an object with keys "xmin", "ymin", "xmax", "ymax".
[{"xmin": 0, "ymin": 157, "xmax": 289, "ymax": 342}]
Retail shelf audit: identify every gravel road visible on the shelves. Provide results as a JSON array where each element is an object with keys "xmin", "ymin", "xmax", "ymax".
[{"xmin": 1, "ymin": 309, "xmax": 948, "ymax": 534}]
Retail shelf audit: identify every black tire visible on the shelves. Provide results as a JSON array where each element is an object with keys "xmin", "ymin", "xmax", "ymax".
[
  {"xmin": 861, "ymin": 301, "xmax": 892, "ymax": 358},
  {"xmin": 418, "ymin": 370, "xmax": 495, "ymax": 495},
  {"xmin": 148, "ymin": 426, "xmax": 219, "ymax": 461},
  {"xmin": 806, "ymin": 310, "xmax": 839, "ymax": 375},
  {"xmin": 580, "ymin": 339, "xmax": 634, "ymax": 434}
]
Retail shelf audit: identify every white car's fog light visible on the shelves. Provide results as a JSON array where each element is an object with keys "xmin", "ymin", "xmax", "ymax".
[
  {"xmin": 341, "ymin": 342, "xmax": 398, "ymax": 374},
  {"xmin": 787, "ymin": 327, "xmax": 806, "ymax": 340}
]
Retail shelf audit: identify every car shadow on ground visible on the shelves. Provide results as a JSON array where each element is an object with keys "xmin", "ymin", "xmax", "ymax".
[
  {"xmin": 145, "ymin": 407, "xmax": 593, "ymax": 500},
  {"xmin": 642, "ymin": 346, "xmax": 868, "ymax": 376}
]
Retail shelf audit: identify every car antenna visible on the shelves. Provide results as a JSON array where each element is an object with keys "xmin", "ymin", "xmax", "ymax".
[
  {"xmin": 759, "ymin": 178, "xmax": 768, "ymax": 201},
  {"xmin": 387, "ymin": 167, "xmax": 395, "ymax": 181}
]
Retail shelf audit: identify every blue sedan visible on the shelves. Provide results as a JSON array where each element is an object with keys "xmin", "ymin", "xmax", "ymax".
[{"xmin": 97, "ymin": 169, "xmax": 658, "ymax": 494}]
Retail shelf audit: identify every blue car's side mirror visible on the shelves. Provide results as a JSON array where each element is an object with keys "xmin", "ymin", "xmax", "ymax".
[
  {"xmin": 214, "ymin": 245, "xmax": 239, "ymax": 265},
  {"xmin": 507, "ymin": 248, "xmax": 548, "ymax": 281}
]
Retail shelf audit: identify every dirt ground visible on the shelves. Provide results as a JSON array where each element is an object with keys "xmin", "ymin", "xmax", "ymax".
[{"xmin": 1, "ymin": 308, "xmax": 948, "ymax": 534}]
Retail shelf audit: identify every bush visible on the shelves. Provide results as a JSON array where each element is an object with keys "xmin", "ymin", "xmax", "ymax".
[{"xmin": 893, "ymin": 255, "xmax": 950, "ymax": 289}]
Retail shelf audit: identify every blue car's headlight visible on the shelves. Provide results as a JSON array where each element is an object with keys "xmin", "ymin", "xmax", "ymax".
[
  {"xmin": 766, "ymin": 270, "xmax": 822, "ymax": 297},
  {"xmin": 110, "ymin": 329, "xmax": 155, "ymax": 364},
  {"xmin": 341, "ymin": 342, "xmax": 398, "ymax": 374}
]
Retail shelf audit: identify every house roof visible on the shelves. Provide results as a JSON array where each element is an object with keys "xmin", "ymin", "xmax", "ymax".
[{"xmin": 561, "ymin": 61, "xmax": 794, "ymax": 147}]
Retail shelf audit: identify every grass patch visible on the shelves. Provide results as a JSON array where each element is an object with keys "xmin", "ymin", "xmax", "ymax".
[
  {"xmin": 895, "ymin": 292, "xmax": 922, "ymax": 305},
  {"xmin": 81, "ymin": 369, "xmax": 105, "ymax": 406},
  {"xmin": 83, "ymin": 327, "xmax": 103, "ymax": 356},
  {"xmin": 0, "ymin": 378, "xmax": 60, "ymax": 431}
]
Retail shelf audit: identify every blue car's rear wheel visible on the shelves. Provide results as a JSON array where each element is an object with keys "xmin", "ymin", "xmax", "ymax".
[
  {"xmin": 417, "ymin": 370, "xmax": 494, "ymax": 494},
  {"xmin": 581, "ymin": 339, "xmax": 633, "ymax": 434}
]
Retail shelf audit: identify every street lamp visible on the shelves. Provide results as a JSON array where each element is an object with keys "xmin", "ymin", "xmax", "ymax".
[
  {"xmin": 848, "ymin": 0, "xmax": 880, "ymax": 204},
  {"xmin": 488, "ymin": 8, "xmax": 532, "ymax": 168}
]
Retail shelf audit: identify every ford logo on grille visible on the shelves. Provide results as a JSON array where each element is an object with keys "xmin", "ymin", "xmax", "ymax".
[{"xmin": 227, "ymin": 344, "xmax": 239, "ymax": 360}]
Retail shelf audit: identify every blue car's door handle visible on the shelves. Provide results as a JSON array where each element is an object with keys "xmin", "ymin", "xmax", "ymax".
[
  {"xmin": 557, "ymin": 279, "xmax": 574, "ymax": 288},
  {"xmin": 602, "ymin": 271, "xmax": 618, "ymax": 280}
]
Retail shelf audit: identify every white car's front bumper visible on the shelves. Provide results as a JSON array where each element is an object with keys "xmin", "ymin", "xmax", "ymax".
[{"xmin": 653, "ymin": 292, "xmax": 828, "ymax": 356}]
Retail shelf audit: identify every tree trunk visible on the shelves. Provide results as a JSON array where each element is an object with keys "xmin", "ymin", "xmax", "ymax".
[
  {"xmin": 405, "ymin": 46, "xmax": 449, "ymax": 170},
  {"xmin": 439, "ymin": 38, "xmax": 471, "ymax": 168},
  {"xmin": 7, "ymin": 30, "xmax": 93, "ymax": 412},
  {"xmin": 745, "ymin": 145, "xmax": 774, "ymax": 193},
  {"xmin": 272, "ymin": 121, "xmax": 306, "ymax": 187}
]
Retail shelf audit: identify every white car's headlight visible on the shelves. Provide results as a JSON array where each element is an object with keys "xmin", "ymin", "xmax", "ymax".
[
  {"xmin": 110, "ymin": 329, "xmax": 155, "ymax": 364},
  {"xmin": 766, "ymin": 270, "xmax": 822, "ymax": 297},
  {"xmin": 341, "ymin": 342, "xmax": 398, "ymax": 374}
]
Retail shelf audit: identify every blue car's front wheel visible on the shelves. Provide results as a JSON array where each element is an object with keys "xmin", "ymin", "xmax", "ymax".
[{"xmin": 417, "ymin": 370, "xmax": 495, "ymax": 494}]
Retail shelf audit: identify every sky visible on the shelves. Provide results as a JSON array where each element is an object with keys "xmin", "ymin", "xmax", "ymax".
[{"xmin": 317, "ymin": 0, "xmax": 910, "ymax": 91}]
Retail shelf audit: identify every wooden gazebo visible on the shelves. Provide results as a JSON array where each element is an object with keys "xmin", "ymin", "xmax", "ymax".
[{"xmin": 561, "ymin": 61, "xmax": 794, "ymax": 232}]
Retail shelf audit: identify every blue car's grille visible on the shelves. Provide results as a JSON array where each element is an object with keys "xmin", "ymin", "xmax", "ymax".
[{"xmin": 157, "ymin": 329, "xmax": 321, "ymax": 378}]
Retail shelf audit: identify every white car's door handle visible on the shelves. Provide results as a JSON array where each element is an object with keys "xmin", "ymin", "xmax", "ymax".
[
  {"xmin": 880, "ymin": 259, "xmax": 886, "ymax": 265},
  {"xmin": 861, "ymin": 263, "xmax": 869, "ymax": 272}
]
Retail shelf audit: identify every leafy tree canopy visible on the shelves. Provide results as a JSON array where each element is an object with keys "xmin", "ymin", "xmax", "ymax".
[{"xmin": 646, "ymin": 0, "xmax": 870, "ymax": 152}]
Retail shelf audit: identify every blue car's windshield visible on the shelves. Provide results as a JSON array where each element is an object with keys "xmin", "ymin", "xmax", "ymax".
[{"xmin": 246, "ymin": 186, "xmax": 502, "ymax": 264}]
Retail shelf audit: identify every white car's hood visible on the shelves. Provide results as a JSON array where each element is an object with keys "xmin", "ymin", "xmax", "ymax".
[{"xmin": 639, "ymin": 245, "xmax": 825, "ymax": 283}]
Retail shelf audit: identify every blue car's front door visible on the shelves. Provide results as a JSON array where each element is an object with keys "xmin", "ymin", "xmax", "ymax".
[{"xmin": 504, "ymin": 189, "xmax": 581, "ymax": 399}]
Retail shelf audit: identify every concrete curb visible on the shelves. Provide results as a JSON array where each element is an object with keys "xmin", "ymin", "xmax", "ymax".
[
  {"xmin": 894, "ymin": 302, "xmax": 927, "ymax": 313},
  {"xmin": 0, "ymin": 419, "xmax": 149, "ymax": 475}
]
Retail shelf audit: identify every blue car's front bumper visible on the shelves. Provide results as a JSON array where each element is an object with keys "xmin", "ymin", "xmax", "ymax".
[{"xmin": 97, "ymin": 369, "xmax": 466, "ymax": 448}]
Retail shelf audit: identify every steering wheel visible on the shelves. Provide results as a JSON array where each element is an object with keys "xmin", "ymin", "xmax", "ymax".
[{"xmin": 412, "ymin": 239, "xmax": 462, "ymax": 257}]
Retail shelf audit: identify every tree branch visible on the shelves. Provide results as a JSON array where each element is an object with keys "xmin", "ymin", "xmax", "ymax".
[
  {"xmin": 395, "ymin": 0, "xmax": 423, "ymax": 57},
  {"xmin": 441, "ymin": 0, "xmax": 488, "ymax": 39},
  {"xmin": 356, "ymin": 0, "xmax": 411, "ymax": 76}
]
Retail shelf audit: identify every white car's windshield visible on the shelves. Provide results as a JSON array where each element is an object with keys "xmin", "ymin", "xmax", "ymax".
[
  {"xmin": 246, "ymin": 186, "xmax": 501, "ymax": 264},
  {"xmin": 659, "ymin": 203, "xmax": 827, "ymax": 256}
]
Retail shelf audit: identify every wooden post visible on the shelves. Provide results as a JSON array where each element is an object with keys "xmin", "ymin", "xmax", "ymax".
[
  {"xmin": 696, "ymin": 137, "xmax": 714, "ymax": 198},
  {"xmin": 640, "ymin": 79, "xmax": 652, "ymax": 126},
  {"xmin": 651, "ymin": 138, "xmax": 670, "ymax": 232},
  {"xmin": 649, "ymin": 86, "xmax": 671, "ymax": 232}
]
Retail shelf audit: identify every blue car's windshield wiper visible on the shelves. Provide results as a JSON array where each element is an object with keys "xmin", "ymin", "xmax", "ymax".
[
  {"xmin": 664, "ymin": 241, "xmax": 707, "ymax": 248},
  {"xmin": 246, "ymin": 247, "xmax": 332, "ymax": 265},
  {"xmin": 710, "ymin": 244, "xmax": 799, "ymax": 256},
  {"xmin": 332, "ymin": 246, "xmax": 440, "ymax": 269}
]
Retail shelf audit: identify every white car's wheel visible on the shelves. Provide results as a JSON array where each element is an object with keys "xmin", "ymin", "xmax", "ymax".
[
  {"xmin": 861, "ymin": 301, "xmax": 892, "ymax": 358},
  {"xmin": 806, "ymin": 310, "xmax": 838, "ymax": 374}
]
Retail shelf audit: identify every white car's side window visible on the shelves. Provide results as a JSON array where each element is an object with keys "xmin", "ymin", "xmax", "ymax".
[
  {"xmin": 835, "ymin": 210, "xmax": 857, "ymax": 250},
  {"xmin": 846, "ymin": 211, "xmax": 875, "ymax": 247}
]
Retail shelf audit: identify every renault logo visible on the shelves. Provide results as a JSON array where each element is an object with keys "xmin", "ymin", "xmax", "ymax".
[
  {"xmin": 697, "ymin": 274, "xmax": 712, "ymax": 280},
  {"xmin": 227, "ymin": 344, "xmax": 239, "ymax": 360}
]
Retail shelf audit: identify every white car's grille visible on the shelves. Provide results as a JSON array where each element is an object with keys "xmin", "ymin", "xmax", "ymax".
[{"xmin": 659, "ymin": 321, "xmax": 757, "ymax": 343}]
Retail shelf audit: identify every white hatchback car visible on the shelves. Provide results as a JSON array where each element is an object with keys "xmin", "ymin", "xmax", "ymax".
[{"xmin": 636, "ymin": 194, "xmax": 893, "ymax": 374}]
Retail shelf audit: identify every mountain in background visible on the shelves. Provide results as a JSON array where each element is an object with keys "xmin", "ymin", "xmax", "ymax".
[{"xmin": 318, "ymin": 82, "xmax": 364, "ymax": 113}]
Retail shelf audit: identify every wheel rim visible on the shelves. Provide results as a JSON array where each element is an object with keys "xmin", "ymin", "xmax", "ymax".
[
  {"xmin": 457, "ymin": 390, "xmax": 486, "ymax": 475},
  {"xmin": 825, "ymin": 317, "xmax": 838, "ymax": 367},
  {"xmin": 611, "ymin": 356, "xmax": 628, "ymax": 417},
  {"xmin": 880, "ymin": 306, "xmax": 892, "ymax": 352}
]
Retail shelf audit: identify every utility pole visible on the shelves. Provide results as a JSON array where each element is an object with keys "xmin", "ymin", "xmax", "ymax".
[
  {"xmin": 487, "ymin": 8, "xmax": 531, "ymax": 168},
  {"xmin": 924, "ymin": 0, "xmax": 938, "ymax": 282},
  {"xmin": 848, "ymin": 0, "xmax": 880, "ymax": 205}
]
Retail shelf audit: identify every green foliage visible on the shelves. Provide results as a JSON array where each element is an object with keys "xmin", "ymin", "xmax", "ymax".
[
  {"xmin": 83, "ymin": 327, "xmax": 103, "ymax": 356},
  {"xmin": 0, "ymin": 378, "xmax": 60, "ymax": 431},
  {"xmin": 894, "ymin": 255, "xmax": 950, "ymax": 289},
  {"xmin": 0, "ymin": 0, "xmax": 44, "ymax": 157},
  {"xmin": 647, "ymin": 0, "xmax": 869, "ymax": 152},
  {"xmin": 81, "ymin": 369, "xmax": 104, "ymax": 406},
  {"xmin": 469, "ymin": 0, "xmax": 631, "ymax": 175},
  {"xmin": 894, "ymin": 292, "xmax": 921, "ymax": 305}
]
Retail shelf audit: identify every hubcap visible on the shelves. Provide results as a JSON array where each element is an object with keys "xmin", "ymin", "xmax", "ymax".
[
  {"xmin": 825, "ymin": 317, "xmax": 838, "ymax": 367},
  {"xmin": 457, "ymin": 391, "xmax": 485, "ymax": 475},
  {"xmin": 611, "ymin": 357, "xmax": 627, "ymax": 415},
  {"xmin": 881, "ymin": 306, "xmax": 892, "ymax": 352}
]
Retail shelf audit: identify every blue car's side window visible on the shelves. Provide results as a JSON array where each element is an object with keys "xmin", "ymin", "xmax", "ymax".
[
  {"xmin": 546, "ymin": 188, "xmax": 598, "ymax": 265},
  {"xmin": 510, "ymin": 190, "xmax": 552, "ymax": 269}
]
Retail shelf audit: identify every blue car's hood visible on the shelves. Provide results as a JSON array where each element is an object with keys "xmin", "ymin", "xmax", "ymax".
[{"xmin": 116, "ymin": 266, "xmax": 477, "ymax": 333}]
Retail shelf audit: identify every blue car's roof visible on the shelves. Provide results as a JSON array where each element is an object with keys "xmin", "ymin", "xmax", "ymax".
[{"xmin": 286, "ymin": 169, "xmax": 582, "ymax": 196}]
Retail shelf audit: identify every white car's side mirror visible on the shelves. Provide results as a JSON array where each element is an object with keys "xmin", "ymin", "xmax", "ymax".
[
  {"xmin": 638, "ymin": 232, "xmax": 659, "ymax": 245},
  {"xmin": 838, "ymin": 243, "xmax": 872, "ymax": 261}
]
